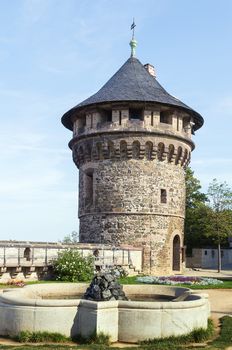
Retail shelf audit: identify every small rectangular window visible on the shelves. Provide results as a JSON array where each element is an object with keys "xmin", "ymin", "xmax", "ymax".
[
  {"xmin": 151, "ymin": 111, "xmax": 154, "ymax": 126},
  {"xmin": 161, "ymin": 189, "xmax": 167, "ymax": 203},
  {"xmin": 129, "ymin": 108, "xmax": 143, "ymax": 120},
  {"xmin": 84, "ymin": 171, "xmax": 94, "ymax": 207},
  {"xmin": 119, "ymin": 111, "xmax": 122, "ymax": 125},
  {"xmin": 204, "ymin": 250, "xmax": 207, "ymax": 255},
  {"xmin": 160, "ymin": 111, "xmax": 172, "ymax": 125}
]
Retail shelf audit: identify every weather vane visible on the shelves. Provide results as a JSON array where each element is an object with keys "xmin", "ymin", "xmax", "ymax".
[
  {"xmin": 130, "ymin": 18, "xmax": 137, "ymax": 57},
  {"xmin": 131, "ymin": 18, "xmax": 136, "ymax": 39}
]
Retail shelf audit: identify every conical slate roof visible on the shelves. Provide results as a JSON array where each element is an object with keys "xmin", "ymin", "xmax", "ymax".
[{"xmin": 62, "ymin": 57, "xmax": 203, "ymax": 131}]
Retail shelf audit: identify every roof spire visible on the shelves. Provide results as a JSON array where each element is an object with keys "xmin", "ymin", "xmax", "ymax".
[{"xmin": 129, "ymin": 18, "xmax": 137, "ymax": 57}]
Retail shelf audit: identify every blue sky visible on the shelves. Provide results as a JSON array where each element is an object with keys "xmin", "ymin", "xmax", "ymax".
[{"xmin": 0, "ymin": 0, "xmax": 231, "ymax": 242}]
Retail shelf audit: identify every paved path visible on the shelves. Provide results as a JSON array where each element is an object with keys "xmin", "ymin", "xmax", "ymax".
[
  {"xmin": 184, "ymin": 268, "xmax": 232, "ymax": 279},
  {"xmin": 195, "ymin": 289, "xmax": 232, "ymax": 319}
]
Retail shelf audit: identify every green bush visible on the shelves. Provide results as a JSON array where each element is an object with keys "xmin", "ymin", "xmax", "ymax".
[
  {"xmin": 53, "ymin": 249, "xmax": 94, "ymax": 282},
  {"xmin": 17, "ymin": 330, "xmax": 70, "ymax": 343}
]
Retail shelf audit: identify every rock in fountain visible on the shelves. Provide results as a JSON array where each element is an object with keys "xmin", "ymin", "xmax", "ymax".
[{"xmin": 84, "ymin": 272, "xmax": 128, "ymax": 301}]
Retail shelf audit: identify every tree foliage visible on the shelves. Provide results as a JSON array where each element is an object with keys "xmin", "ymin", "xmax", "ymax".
[
  {"xmin": 62, "ymin": 231, "xmax": 79, "ymax": 244},
  {"xmin": 185, "ymin": 167, "xmax": 207, "ymax": 209},
  {"xmin": 185, "ymin": 171, "xmax": 232, "ymax": 269},
  {"xmin": 184, "ymin": 167, "xmax": 209, "ymax": 251},
  {"xmin": 53, "ymin": 249, "xmax": 94, "ymax": 282}
]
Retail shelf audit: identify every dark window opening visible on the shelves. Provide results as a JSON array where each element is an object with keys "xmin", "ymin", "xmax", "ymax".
[
  {"xmin": 129, "ymin": 108, "xmax": 143, "ymax": 120},
  {"xmin": 120, "ymin": 141, "xmax": 127, "ymax": 159},
  {"xmin": 204, "ymin": 250, "xmax": 208, "ymax": 255},
  {"xmin": 183, "ymin": 117, "xmax": 190, "ymax": 130},
  {"xmin": 119, "ymin": 111, "xmax": 122, "ymax": 125},
  {"xmin": 151, "ymin": 112, "xmax": 154, "ymax": 126},
  {"xmin": 160, "ymin": 111, "xmax": 172, "ymax": 125},
  {"xmin": 84, "ymin": 171, "xmax": 94, "ymax": 207},
  {"xmin": 106, "ymin": 110, "xmax": 112, "ymax": 122},
  {"xmin": 132, "ymin": 141, "xmax": 140, "ymax": 159},
  {"xmin": 24, "ymin": 247, "xmax": 31, "ymax": 261},
  {"xmin": 161, "ymin": 189, "xmax": 167, "ymax": 203}
]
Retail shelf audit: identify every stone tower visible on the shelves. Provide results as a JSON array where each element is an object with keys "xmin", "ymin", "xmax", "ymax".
[{"xmin": 61, "ymin": 40, "xmax": 203, "ymax": 274}]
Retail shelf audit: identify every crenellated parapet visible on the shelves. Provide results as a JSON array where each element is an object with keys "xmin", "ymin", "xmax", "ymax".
[{"xmin": 72, "ymin": 136, "xmax": 191, "ymax": 168}]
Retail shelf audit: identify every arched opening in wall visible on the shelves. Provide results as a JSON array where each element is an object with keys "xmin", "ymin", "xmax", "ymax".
[
  {"xmin": 173, "ymin": 235, "xmax": 181, "ymax": 271},
  {"xmin": 24, "ymin": 247, "xmax": 31, "ymax": 261},
  {"xmin": 108, "ymin": 141, "xmax": 115, "ymax": 158},
  {"xmin": 145, "ymin": 141, "xmax": 153, "ymax": 160},
  {"xmin": 175, "ymin": 146, "xmax": 182, "ymax": 165},
  {"xmin": 84, "ymin": 169, "xmax": 94, "ymax": 208},
  {"xmin": 120, "ymin": 140, "xmax": 127, "ymax": 159},
  {"xmin": 182, "ymin": 149, "xmax": 188, "ymax": 166},
  {"xmin": 132, "ymin": 141, "xmax": 140, "ymax": 159},
  {"xmin": 168, "ymin": 144, "xmax": 175, "ymax": 162},
  {"xmin": 96, "ymin": 142, "xmax": 103, "ymax": 160},
  {"xmin": 157, "ymin": 142, "xmax": 165, "ymax": 161}
]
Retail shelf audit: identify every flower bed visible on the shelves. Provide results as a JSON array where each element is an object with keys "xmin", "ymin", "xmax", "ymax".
[{"xmin": 136, "ymin": 275, "xmax": 223, "ymax": 286}]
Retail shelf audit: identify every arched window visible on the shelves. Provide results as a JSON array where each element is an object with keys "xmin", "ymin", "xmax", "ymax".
[
  {"xmin": 145, "ymin": 141, "xmax": 153, "ymax": 160},
  {"xmin": 120, "ymin": 141, "xmax": 127, "ymax": 159},
  {"xmin": 24, "ymin": 247, "xmax": 31, "ymax": 261},
  {"xmin": 168, "ymin": 144, "xmax": 175, "ymax": 163},
  {"xmin": 108, "ymin": 141, "xmax": 115, "ymax": 158},
  {"xmin": 84, "ymin": 169, "xmax": 94, "ymax": 207},
  {"xmin": 157, "ymin": 142, "xmax": 165, "ymax": 161},
  {"xmin": 173, "ymin": 235, "xmax": 181, "ymax": 271},
  {"xmin": 132, "ymin": 141, "xmax": 140, "ymax": 159},
  {"xmin": 96, "ymin": 142, "xmax": 103, "ymax": 160},
  {"xmin": 175, "ymin": 146, "xmax": 182, "ymax": 165},
  {"xmin": 182, "ymin": 149, "xmax": 188, "ymax": 166}
]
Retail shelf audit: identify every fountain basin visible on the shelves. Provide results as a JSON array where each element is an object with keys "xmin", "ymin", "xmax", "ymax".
[{"xmin": 0, "ymin": 283, "xmax": 210, "ymax": 343}]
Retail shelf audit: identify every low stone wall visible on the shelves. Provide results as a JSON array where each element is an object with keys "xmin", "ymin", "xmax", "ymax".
[
  {"xmin": 0, "ymin": 283, "xmax": 210, "ymax": 342},
  {"xmin": 0, "ymin": 241, "xmax": 142, "ymax": 281}
]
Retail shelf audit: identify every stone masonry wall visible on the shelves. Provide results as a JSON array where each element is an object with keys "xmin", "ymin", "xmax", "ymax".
[{"xmin": 76, "ymin": 143, "xmax": 186, "ymax": 274}]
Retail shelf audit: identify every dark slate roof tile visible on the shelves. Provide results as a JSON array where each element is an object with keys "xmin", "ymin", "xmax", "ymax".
[{"xmin": 62, "ymin": 57, "xmax": 203, "ymax": 131}]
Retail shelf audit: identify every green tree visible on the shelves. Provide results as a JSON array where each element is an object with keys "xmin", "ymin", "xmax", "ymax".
[
  {"xmin": 62, "ymin": 231, "xmax": 79, "ymax": 244},
  {"xmin": 53, "ymin": 249, "xmax": 94, "ymax": 282},
  {"xmin": 206, "ymin": 179, "xmax": 232, "ymax": 272},
  {"xmin": 184, "ymin": 167, "xmax": 208, "ymax": 252},
  {"xmin": 185, "ymin": 167, "xmax": 207, "ymax": 209}
]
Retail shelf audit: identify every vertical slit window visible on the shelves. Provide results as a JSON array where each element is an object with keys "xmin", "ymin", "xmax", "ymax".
[
  {"xmin": 161, "ymin": 189, "xmax": 167, "ymax": 203},
  {"xmin": 119, "ymin": 111, "xmax": 122, "ymax": 125}
]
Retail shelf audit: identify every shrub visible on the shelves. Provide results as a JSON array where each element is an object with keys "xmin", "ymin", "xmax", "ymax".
[{"xmin": 52, "ymin": 249, "xmax": 94, "ymax": 282}]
